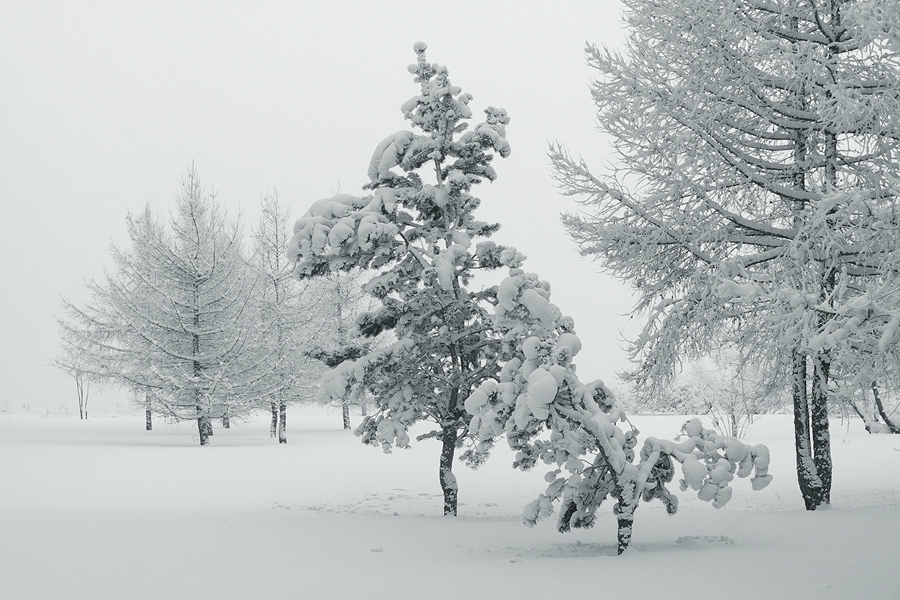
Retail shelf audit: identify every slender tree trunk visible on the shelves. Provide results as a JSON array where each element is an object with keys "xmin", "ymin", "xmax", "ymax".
[
  {"xmin": 845, "ymin": 398, "xmax": 874, "ymax": 433},
  {"xmin": 872, "ymin": 382, "xmax": 900, "ymax": 433},
  {"xmin": 192, "ymin": 285, "xmax": 209, "ymax": 445},
  {"xmin": 83, "ymin": 379, "xmax": 89, "ymax": 419},
  {"xmin": 278, "ymin": 401, "xmax": 287, "ymax": 444},
  {"xmin": 222, "ymin": 415, "xmax": 230, "ymax": 429},
  {"xmin": 439, "ymin": 423, "xmax": 459, "ymax": 516},
  {"xmin": 76, "ymin": 377, "xmax": 84, "ymax": 420},
  {"xmin": 810, "ymin": 354, "xmax": 832, "ymax": 506},
  {"xmin": 342, "ymin": 400, "xmax": 351, "ymax": 430},
  {"xmin": 145, "ymin": 393, "xmax": 152, "ymax": 431},
  {"xmin": 270, "ymin": 402, "xmax": 278, "ymax": 438}
]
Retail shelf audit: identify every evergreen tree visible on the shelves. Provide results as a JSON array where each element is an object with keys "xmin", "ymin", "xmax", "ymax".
[
  {"xmin": 287, "ymin": 42, "xmax": 513, "ymax": 515},
  {"xmin": 467, "ymin": 266, "xmax": 772, "ymax": 554},
  {"xmin": 59, "ymin": 167, "xmax": 264, "ymax": 445}
]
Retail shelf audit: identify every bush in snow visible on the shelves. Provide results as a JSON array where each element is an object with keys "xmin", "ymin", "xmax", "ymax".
[
  {"xmin": 287, "ymin": 42, "xmax": 515, "ymax": 516},
  {"xmin": 466, "ymin": 267, "xmax": 773, "ymax": 554}
]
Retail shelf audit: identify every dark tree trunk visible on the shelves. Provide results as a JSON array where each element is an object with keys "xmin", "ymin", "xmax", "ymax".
[
  {"xmin": 872, "ymin": 382, "xmax": 900, "ymax": 433},
  {"xmin": 810, "ymin": 354, "xmax": 832, "ymax": 506},
  {"xmin": 270, "ymin": 402, "xmax": 278, "ymax": 438},
  {"xmin": 198, "ymin": 415, "xmax": 212, "ymax": 446},
  {"xmin": 792, "ymin": 351, "xmax": 831, "ymax": 510},
  {"xmin": 342, "ymin": 400, "xmax": 351, "ymax": 430},
  {"xmin": 792, "ymin": 351, "xmax": 819, "ymax": 509},
  {"xmin": 222, "ymin": 415, "xmax": 230, "ymax": 429},
  {"xmin": 616, "ymin": 514, "xmax": 634, "ymax": 556},
  {"xmin": 439, "ymin": 424, "xmax": 459, "ymax": 516},
  {"xmin": 278, "ymin": 401, "xmax": 287, "ymax": 444},
  {"xmin": 145, "ymin": 408, "xmax": 152, "ymax": 431}
]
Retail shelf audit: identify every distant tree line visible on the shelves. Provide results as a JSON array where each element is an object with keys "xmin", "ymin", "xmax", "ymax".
[{"xmin": 56, "ymin": 168, "xmax": 369, "ymax": 444}]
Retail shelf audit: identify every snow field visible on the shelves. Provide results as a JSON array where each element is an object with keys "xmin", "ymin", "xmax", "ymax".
[{"xmin": 1, "ymin": 408, "xmax": 898, "ymax": 600}]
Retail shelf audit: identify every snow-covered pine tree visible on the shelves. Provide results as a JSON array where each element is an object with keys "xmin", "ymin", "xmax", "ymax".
[
  {"xmin": 250, "ymin": 190, "xmax": 328, "ymax": 443},
  {"xmin": 466, "ymin": 266, "xmax": 773, "ymax": 554},
  {"xmin": 287, "ymin": 42, "xmax": 513, "ymax": 516},
  {"xmin": 60, "ymin": 167, "xmax": 266, "ymax": 445},
  {"xmin": 554, "ymin": 0, "xmax": 900, "ymax": 509}
]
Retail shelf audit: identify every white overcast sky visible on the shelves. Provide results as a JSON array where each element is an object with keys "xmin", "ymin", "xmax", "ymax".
[{"xmin": 0, "ymin": 0, "xmax": 640, "ymax": 413}]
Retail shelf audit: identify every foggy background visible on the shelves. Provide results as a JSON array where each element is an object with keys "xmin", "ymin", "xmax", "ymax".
[{"xmin": 0, "ymin": 0, "xmax": 637, "ymax": 414}]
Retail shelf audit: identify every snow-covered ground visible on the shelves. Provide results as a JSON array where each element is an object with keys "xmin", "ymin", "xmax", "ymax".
[{"xmin": 1, "ymin": 407, "xmax": 898, "ymax": 600}]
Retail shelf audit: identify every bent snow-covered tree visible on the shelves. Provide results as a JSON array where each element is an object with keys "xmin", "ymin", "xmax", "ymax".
[
  {"xmin": 555, "ymin": 0, "xmax": 900, "ymax": 510},
  {"xmin": 466, "ymin": 267, "xmax": 772, "ymax": 554},
  {"xmin": 287, "ymin": 42, "xmax": 513, "ymax": 516}
]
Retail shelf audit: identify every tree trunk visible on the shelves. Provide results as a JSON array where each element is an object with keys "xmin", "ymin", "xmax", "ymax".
[
  {"xmin": 792, "ymin": 351, "xmax": 830, "ymax": 510},
  {"xmin": 792, "ymin": 351, "xmax": 819, "ymax": 509},
  {"xmin": 810, "ymin": 354, "xmax": 832, "ymax": 506},
  {"xmin": 270, "ymin": 402, "xmax": 278, "ymax": 438},
  {"xmin": 278, "ymin": 401, "xmax": 287, "ymax": 444},
  {"xmin": 145, "ymin": 393, "xmax": 152, "ymax": 431},
  {"xmin": 845, "ymin": 398, "xmax": 875, "ymax": 433},
  {"xmin": 439, "ymin": 424, "xmax": 459, "ymax": 516},
  {"xmin": 872, "ymin": 382, "xmax": 900, "ymax": 434},
  {"xmin": 222, "ymin": 415, "xmax": 230, "ymax": 429},
  {"xmin": 342, "ymin": 399, "xmax": 351, "ymax": 430},
  {"xmin": 198, "ymin": 414, "xmax": 212, "ymax": 446},
  {"xmin": 83, "ymin": 378, "xmax": 89, "ymax": 419},
  {"xmin": 616, "ymin": 513, "xmax": 634, "ymax": 556},
  {"xmin": 76, "ymin": 377, "xmax": 85, "ymax": 420}
]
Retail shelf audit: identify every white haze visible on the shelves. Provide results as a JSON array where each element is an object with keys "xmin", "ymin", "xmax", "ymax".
[{"xmin": 0, "ymin": 0, "xmax": 639, "ymax": 413}]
